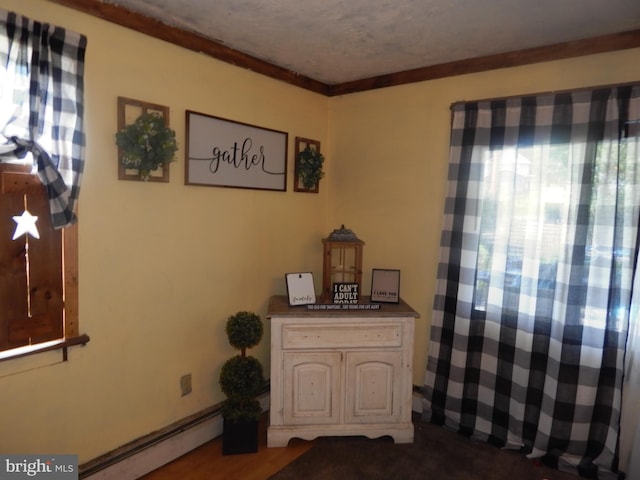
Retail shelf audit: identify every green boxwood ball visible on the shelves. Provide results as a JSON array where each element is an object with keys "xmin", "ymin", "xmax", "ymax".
[
  {"xmin": 219, "ymin": 355, "xmax": 264, "ymax": 399},
  {"xmin": 225, "ymin": 311, "xmax": 263, "ymax": 350}
]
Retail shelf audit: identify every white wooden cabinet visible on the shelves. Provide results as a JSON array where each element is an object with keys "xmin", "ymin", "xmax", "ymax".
[{"xmin": 267, "ymin": 295, "xmax": 418, "ymax": 447}]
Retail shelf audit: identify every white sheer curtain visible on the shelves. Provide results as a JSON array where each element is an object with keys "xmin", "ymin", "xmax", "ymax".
[{"xmin": 620, "ymin": 262, "xmax": 640, "ymax": 478}]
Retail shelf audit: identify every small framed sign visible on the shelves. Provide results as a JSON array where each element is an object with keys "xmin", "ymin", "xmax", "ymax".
[
  {"xmin": 370, "ymin": 269, "xmax": 400, "ymax": 303},
  {"xmin": 285, "ymin": 272, "xmax": 316, "ymax": 306},
  {"xmin": 332, "ymin": 283, "xmax": 359, "ymax": 304}
]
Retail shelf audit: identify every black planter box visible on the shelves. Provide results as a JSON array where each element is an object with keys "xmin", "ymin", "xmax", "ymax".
[{"xmin": 222, "ymin": 418, "xmax": 259, "ymax": 455}]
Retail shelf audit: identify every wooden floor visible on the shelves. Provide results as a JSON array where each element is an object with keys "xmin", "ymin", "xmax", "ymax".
[{"xmin": 139, "ymin": 414, "xmax": 313, "ymax": 480}]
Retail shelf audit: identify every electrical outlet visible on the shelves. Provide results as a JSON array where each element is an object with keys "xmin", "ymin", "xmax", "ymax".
[{"xmin": 180, "ymin": 374, "xmax": 192, "ymax": 396}]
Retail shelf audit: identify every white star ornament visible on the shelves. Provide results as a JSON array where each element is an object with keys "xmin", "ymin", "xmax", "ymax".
[{"xmin": 12, "ymin": 210, "xmax": 40, "ymax": 240}]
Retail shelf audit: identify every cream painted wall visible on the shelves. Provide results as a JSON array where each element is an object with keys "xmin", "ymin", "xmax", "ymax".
[
  {"xmin": 1, "ymin": 0, "xmax": 640, "ymax": 469},
  {"xmin": 326, "ymin": 49, "xmax": 640, "ymax": 473},
  {"xmin": 0, "ymin": 0, "xmax": 328, "ymax": 463}
]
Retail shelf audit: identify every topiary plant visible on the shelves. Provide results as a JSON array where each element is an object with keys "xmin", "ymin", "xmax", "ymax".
[{"xmin": 219, "ymin": 311, "xmax": 265, "ymax": 423}]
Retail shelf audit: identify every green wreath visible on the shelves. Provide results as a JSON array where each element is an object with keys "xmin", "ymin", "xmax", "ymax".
[
  {"xmin": 116, "ymin": 112, "xmax": 178, "ymax": 180},
  {"xmin": 296, "ymin": 146, "xmax": 325, "ymax": 189}
]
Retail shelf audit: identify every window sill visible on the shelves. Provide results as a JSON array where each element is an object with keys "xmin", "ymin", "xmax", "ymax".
[{"xmin": 0, "ymin": 334, "xmax": 90, "ymax": 363}]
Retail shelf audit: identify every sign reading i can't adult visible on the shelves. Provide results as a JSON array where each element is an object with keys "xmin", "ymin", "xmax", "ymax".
[
  {"xmin": 332, "ymin": 283, "xmax": 359, "ymax": 304},
  {"xmin": 185, "ymin": 110, "xmax": 288, "ymax": 191}
]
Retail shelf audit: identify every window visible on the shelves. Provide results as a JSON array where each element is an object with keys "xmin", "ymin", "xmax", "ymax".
[
  {"xmin": 425, "ymin": 86, "xmax": 640, "ymax": 478},
  {"xmin": 472, "ymin": 132, "xmax": 638, "ymax": 328},
  {"xmin": 473, "ymin": 141, "xmax": 636, "ymax": 328},
  {"xmin": 0, "ymin": 163, "xmax": 79, "ymax": 356},
  {"xmin": 0, "ymin": 9, "xmax": 87, "ymax": 360}
]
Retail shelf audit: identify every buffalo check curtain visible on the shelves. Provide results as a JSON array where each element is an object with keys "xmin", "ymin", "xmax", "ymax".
[
  {"xmin": 621, "ymin": 266, "xmax": 640, "ymax": 479},
  {"xmin": 0, "ymin": 9, "xmax": 86, "ymax": 228},
  {"xmin": 423, "ymin": 85, "xmax": 640, "ymax": 479}
]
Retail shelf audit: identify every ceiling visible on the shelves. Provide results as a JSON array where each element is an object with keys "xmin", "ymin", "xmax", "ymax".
[{"xmin": 96, "ymin": 0, "xmax": 640, "ymax": 86}]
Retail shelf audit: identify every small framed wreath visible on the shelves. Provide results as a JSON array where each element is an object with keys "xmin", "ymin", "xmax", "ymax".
[
  {"xmin": 294, "ymin": 137, "xmax": 324, "ymax": 192},
  {"xmin": 116, "ymin": 97, "xmax": 178, "ymax": 182}
]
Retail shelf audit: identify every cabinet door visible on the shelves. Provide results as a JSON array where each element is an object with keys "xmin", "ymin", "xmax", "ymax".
[
  {"xmin": 344, "ymin": 351, "xmax": 403, "ymax": 424},
  {"xmin": 283, "ymin": 352, "xmax": 341, "ymax": 425}
]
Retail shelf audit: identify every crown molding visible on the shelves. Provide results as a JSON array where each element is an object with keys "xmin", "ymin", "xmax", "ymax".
[
  {"xmin": 327, "ymin": 29, "xmax": 640, "ymax": 96},
  {"xmin": 49, "ymin": 0, "xmax": 640, "ymax": 96},
  {"xmin": 48, "ymin": 0, "xmax": 330, "ymax": 95}
]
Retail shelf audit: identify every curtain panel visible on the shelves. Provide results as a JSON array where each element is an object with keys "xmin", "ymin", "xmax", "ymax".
[
  {"xmin": 0, "ymin": 9, "xmax": 86, "ymax": 228},
  {"xmin": 620, "ymin": 264, "xmax": 640, "ymax": 478},
  {"xmin": 423, "ymin": 85, "xmax": 640, "ymax": 478}
]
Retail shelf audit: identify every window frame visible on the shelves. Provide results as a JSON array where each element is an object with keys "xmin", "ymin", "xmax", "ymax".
[{"xmin": 0, "ymin": 164, "xmax": 87, "ymax": 362}]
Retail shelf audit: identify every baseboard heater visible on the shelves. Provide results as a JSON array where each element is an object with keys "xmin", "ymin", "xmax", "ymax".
[
  {"xmin": 79, "ymin": 403, "xmax": 223, "ymax": 480},
  {"xmin": 80, "ymin": 386, "xmax": 424, "ymax": 480}
]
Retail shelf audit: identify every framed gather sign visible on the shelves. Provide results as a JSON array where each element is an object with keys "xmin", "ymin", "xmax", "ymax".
[{"xmin": 185, "ymin": 110, "xmax": 288, "ymax": 191}]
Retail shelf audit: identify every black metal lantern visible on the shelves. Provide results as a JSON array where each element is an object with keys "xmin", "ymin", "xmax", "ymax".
[{"xmin": 321, "ymin": 225, "xmax": 365, "ymax": 300}]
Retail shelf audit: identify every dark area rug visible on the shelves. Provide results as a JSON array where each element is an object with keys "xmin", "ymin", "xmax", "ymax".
[{"xmin": 268, "ymin": 419, "xmax": 579, "ymax": 480}]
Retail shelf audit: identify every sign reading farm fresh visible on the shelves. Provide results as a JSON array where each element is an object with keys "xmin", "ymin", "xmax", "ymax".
[{"xmin": 185, "ymin": 110, "xmax": 288, "ymax": 191}]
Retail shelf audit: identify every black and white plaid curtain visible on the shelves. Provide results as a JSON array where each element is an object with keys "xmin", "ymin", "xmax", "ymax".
[
  {"xmin": 423, "ymin": 85, "xmax": 640, "ymax": 478},
  {"xmin": 0, "ymin": 9, "xmax": 86, "ymax": 228}
]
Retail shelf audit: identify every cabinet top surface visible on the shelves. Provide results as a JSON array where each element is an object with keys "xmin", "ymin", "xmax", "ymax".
[{"xmin": 267, "ymin": 295, "xmax": 419, "ymax": 318}]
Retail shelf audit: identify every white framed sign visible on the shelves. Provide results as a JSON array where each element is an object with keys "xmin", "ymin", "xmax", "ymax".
[
  {"xmin": 370, "ymin": 269, "xmax": 400, "ymax": 303},
  {"xmin": 285, "ymin": 272, "xmax": 316, "ymax": 306},
  {"xmin": 185, "ymin": 110, "xmax": 288, "ymax": 191}
]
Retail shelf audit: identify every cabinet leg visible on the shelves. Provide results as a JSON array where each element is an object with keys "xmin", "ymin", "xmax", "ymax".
[{"xmin": 267, "ymin": 429, "xmax": 291, "ymax": 448}]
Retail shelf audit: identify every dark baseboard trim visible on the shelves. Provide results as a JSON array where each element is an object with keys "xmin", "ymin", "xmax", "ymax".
[
  {"xmin": 79, "ymin": 384, "xmax": 270, "ymax": 478},
  {"xmin": 78, "ymin": 404, "xmax": 221, "ymax": 478}
]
